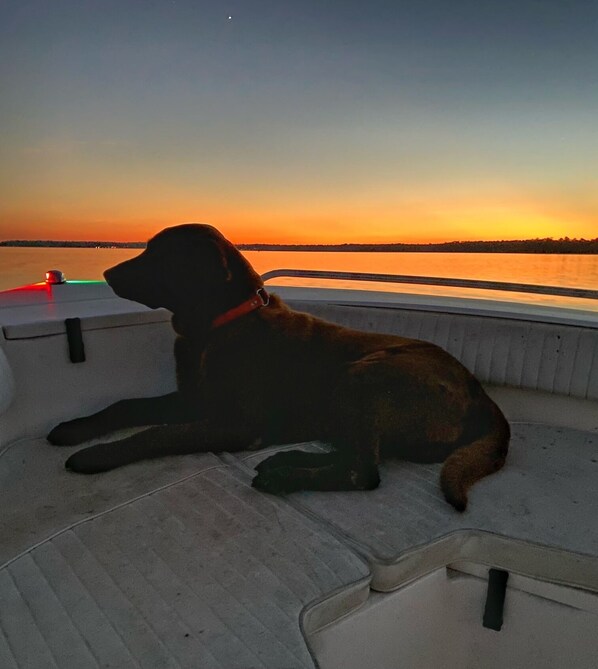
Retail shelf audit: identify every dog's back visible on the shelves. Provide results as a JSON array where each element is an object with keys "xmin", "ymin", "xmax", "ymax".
[{"xmin": 193, "ymin": 293, "xmax": 509, "ymax": 509}]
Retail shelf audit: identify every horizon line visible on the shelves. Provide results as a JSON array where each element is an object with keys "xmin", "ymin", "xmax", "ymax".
[{"xmin": 1, "ymin": 236, "xmax": 597, "ymax": 246}]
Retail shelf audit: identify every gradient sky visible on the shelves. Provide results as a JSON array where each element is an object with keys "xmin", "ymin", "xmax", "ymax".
[{"xmin": 1, "ymin": 0, "xmax": 597, "ymax": 243}]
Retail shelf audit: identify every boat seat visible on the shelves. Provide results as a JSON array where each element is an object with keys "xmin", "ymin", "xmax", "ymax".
[
  {"xmin": 2, "ymin": 425, "xmax": 596, "ymax": 668},
  {"xmin": 242, "ymin": 421, "xmax": 598, "ymax": 594},
  {"xmin": 0, "ymin": 435, "xmax": 224, "ymax": 565},
  {"xmin": 2, "ymin": 295, "xmax": 597, "ymax": 667},
  {"xmin": 0, "ymin": 346, "xmax": 15, "ymax": 416},
  {"xmin": 287, "ymin": 300, "xmax": 598, "ymax": 401},
  {"xmin": 0, "ymin": 439, "xmax": 368, "ymax": 669}
]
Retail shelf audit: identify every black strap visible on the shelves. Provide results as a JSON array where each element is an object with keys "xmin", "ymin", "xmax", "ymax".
[
  {"xmin": 483, "ymin": 568, "xmax": 509, "ymax": 630},
  {"xmin": 65, "ymin": 318, "xmax": 86, "ymax": 363}
]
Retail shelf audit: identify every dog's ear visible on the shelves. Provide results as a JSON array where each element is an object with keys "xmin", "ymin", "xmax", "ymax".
[
  {"xmin": 200, "ymin": 238, "xmax": 232, "ymax": 282},
  {"xmin": 213, "ymin": 240, "xmax": 233, "ymax": 281},
  {"xmin": 171, "ymin": 224, "xmax": 261, "ymax": 291}
]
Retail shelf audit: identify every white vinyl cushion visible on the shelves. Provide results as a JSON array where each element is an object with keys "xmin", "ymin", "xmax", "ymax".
[{"xmin": 288, "ymin": 301, "xmax": 598, "ymax": 401}]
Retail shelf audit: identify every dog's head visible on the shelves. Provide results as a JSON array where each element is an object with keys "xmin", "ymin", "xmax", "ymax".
[{"xmin": 104, "ymin": 224, "xmax": 263, "ymax": 329}]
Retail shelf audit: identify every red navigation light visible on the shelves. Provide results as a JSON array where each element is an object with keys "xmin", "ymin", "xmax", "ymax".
[{"xmin": 45, "ymin": 270, "xmax": 66, "ymax": 285}]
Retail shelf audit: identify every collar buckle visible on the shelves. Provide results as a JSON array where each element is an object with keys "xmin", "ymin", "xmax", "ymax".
[{"xmin": 256, "ymin": 287, "xmax": 270, "ymax": 306}]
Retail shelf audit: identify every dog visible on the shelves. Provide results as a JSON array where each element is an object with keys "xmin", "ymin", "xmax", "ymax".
[{"xmin": 48, "ymin": 224, "xmax": 510, "ymax": 511}]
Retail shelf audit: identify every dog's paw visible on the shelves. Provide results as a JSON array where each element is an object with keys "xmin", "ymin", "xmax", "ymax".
[
  {"xmin": 251, "ymin": 467, "xmax": 299, "ymax": 495},
  {"xmin": 254, "ymin": 449, "xmax": 332, "ymax": 473},
  {"xmin": 65, "ymin": 444, "xmax": 118, "ymax": 474},
  {"xmin": 255, "ymin": 450, "xmax": 303, "ymax": 473},
  {"xmin": 48, "ymin": 418, "xmax": 97, "ymax": 446}
]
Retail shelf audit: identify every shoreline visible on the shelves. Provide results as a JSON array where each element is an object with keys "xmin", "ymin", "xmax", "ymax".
[{"xmin": 1, "ymin": 240, "xmax": 597, "ymax": 254}]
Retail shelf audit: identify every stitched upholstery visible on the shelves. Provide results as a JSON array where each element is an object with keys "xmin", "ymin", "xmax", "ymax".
[{"xmin": 287, "ymin": 302, "xmax": 598, "ymax": 401}]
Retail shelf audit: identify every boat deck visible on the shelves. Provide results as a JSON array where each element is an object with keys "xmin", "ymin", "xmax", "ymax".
[
  {"xmin": 1, "ymin": 419, "xmax": 597, "ymax": 668},
  {"xmin": 1, "ymin": 282, "xmax": 598, "ymax": 667},
  {"xmin": 1, "ymin": 440, "xmax": 369, "ymax": 669}
]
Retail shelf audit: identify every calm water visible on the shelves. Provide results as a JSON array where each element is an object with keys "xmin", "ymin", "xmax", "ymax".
[{"xmin": 1, "ymin": 247, "xmax": 597, "ymax": 310}]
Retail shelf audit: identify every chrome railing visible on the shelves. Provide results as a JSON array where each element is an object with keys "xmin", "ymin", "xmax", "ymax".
[{"xmin": 261, "ymin": 269, "xmax": 598, "ymax": 301}]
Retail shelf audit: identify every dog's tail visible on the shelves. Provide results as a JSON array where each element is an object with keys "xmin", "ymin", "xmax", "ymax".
[{"xmin": 440, "ymin": 398, "xmax": 510, "ymax": 512}]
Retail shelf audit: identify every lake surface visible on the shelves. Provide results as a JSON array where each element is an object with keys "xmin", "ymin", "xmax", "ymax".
[{"xmin": 1, "ymin": 247, "xmax": 597, "ymax": 310}]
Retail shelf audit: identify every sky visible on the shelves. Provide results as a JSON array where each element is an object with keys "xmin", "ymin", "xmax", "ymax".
[{"xmin": 1, "ymin": 0, "xmax": 597, "ymax": 244}]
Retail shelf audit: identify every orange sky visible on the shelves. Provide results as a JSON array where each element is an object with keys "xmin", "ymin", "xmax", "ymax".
[
  {"xmin": 1, "ymin": 180, "xmax": 596, "ymax": 244},
  {"xmin": 1, "ymin": 2, "xmax": 597, "ymax": 245}
]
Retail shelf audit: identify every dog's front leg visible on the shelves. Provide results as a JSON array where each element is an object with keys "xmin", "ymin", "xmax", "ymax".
[
  {"xmin": 64, "ymin": 420, "xmax": 259, "ymax": 473},
  {"xmin": 48, "ymin": 392, "xmax": 198, "ymax": 446}
]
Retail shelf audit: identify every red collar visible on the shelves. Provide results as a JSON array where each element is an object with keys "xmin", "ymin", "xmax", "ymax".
[{"xmin": 211, "ymin": 288, "xmax": 270, "ymax": 329}]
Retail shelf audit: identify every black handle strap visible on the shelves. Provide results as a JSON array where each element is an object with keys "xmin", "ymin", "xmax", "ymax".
[
  {"xmin": 65, "ymin": 318, "xmax": 86, "ymax": 363},
  {"xmin": 483, "ymin": 568, "xmax": 509, "ymax": 631}
]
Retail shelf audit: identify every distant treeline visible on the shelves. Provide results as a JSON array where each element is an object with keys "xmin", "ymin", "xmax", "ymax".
[
  {"xmin": 0, "ymin": 240, "xmax": 146, "ymax": 248},
  {"xmin": 1, "ymin": 237, "xmax": 597, "ymax": 253},
  {"xmin": 240, "ymin": 238, "xmax": 598, "ymax": 254}
]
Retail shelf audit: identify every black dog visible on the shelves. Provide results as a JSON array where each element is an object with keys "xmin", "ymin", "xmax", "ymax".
[{"xmin": 48, "ymin": 224, "xmax": 509, "ymax": 510}]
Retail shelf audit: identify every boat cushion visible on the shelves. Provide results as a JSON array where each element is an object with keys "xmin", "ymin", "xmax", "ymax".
[
  {"xmin": 1, "ymin": 423, "xmax": 596, "ymax": 667},
  {"xmin": 0, "ymin": 435, "xmax": 222, "ymax": 565},
  {"xmin": 287, "ymin": 301, "xmax": 598, "ymax": 401},
  {"xmin": 243, "ymin": 422, "xmax": 598, "ymax": 593},
  {"xmin": 0, "ymin": 450, "xmax": 369, "ymax": 669}
]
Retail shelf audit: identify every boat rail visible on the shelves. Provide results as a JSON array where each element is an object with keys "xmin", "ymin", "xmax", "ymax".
[{"xmin": 261, "ymin": 269, "xmax": 598, "ymax": 301}]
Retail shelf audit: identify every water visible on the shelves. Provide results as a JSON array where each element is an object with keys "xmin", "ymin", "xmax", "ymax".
[{"xmin": 1, "ymin": 247, "xmax": 597, "ymax": 310}]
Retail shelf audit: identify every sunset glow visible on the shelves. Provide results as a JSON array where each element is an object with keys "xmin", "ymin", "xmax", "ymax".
[{"xmin": 1, "ymin": 1, "xmax": 597, "ymax": 244}]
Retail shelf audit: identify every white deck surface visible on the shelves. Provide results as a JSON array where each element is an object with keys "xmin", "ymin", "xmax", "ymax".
[
  {"xmin": 0, "ymin": 443, "xmax": 369, "ymax": 669},
  {"xmin": 244, "ymin": 423, "xmax": 598, "ymax": 593},
  {"xmin": 1, "ymin": 421, "xmax": 597, "ymax": 668},
  {"xmin": 1, "ymin": 284, "xmax": 597, "ymax": 667}
]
